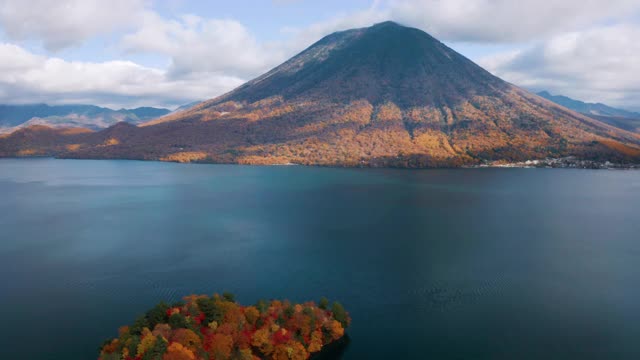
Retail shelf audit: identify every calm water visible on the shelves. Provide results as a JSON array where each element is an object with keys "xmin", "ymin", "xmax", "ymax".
[{"xmin": 1, "ymin": 158, "xmax": 640, "ymax": 359}]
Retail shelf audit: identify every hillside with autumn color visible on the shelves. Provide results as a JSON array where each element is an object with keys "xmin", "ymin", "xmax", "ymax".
[
  {"xmin": 99, "ymin": 294, "xmax": 350, "ymax": 360},
  {"xmin": 1, "ymin": 21, "xmax": 640, "ymax": 167}
]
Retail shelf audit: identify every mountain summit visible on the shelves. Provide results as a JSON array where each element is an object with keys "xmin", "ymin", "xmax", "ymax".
[
  {"xmin": 202, "ymin": 21, "xmax": 505, "ymax": 109},
  {"xmin": 2, "ymin": 22, "xmax": 639, "ymax": 165}
]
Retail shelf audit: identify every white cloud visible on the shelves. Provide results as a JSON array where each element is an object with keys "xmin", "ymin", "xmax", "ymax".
[
  {"xmin": 479, "ymin": 24, "xmax": 640, "ymax": 110},
  {"xmin": 1, "ymin": 1, "xmax": 640, "ymax": 110},
  {"xmin": 279, "ymin": 3, "xmax": 388, "ymax": 54},
  {"xmin": 270, "ymin": 0, "xmax": 640, "ymax": 45},
  {"xmin": 0, "ymin": 43, "xmax": 244, "ymax": 109},
  {"xmin": 388, "ymin": 0, "xmax": 640, "ymax": 42},
  {"xmin": 0, "ymin": 0, "xmax": 147, "ymax": 51},
  {"xmin": 121, "ymin": 12, "xmax": 285, "ymax": 79}
]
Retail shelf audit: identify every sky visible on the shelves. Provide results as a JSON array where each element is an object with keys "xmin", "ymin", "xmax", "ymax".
[{"xmin": 0, "ymin": 0, "xmax": 639, "ymax": 111}]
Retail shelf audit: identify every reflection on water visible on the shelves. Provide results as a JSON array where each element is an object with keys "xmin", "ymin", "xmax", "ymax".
[{"xmin": 1, "ymin": 159, "xmax": 640, "ymax": 359}]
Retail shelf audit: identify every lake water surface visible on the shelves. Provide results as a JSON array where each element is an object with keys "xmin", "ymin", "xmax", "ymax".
[{"xmin": 1, "ymin": 158, "xmax": 640, "ymax": 359}]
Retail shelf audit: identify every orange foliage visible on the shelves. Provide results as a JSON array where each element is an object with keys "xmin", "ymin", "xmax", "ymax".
[
  {"xmin": 99, "ymin": 294, "xmax": 350, "ymax": 360},
  {"xmin": 308, "ymin": 331, "xmax": 323, "ymax": 353},
  {"xmin": 273, "ymin": 341, "xmax": 308, "ymax": 360},
  {"xmin": 171, "ymin": 329, "xmax": 201, "ymax": 353},
  {"xmin": 161, "ymin": 151, "xmax": 209, "ymax": 163},
  {"xmin": 599, "ymin": 140, "xmax": 640, "ymax": 157},
  {"xmin": 17, "ymin": 148, "xmax": 38, "ymax": 156},
  {"xmin": 164, "ymin": 343, "xmax": 196, "ymax": 360},
  {"xmin": 326, "ymin": 320, "xmax": 345, "ymax": 341},
  {"xmin": 65, "ymin": 144, "xmax": 81, "ymax": 151},
  {"xmin": 207, "ymin": 333, "xmax": 233, "ymax": 360},
  {"xmin": 103, "ymin": 138, "xmax": 120, "ymax": 146}
]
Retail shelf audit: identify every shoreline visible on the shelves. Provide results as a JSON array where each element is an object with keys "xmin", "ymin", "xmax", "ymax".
[
  {"xmin": 2, "ymin": 155, "xmax": 639, "ymax": 170},
  {"xmin": 467, "ymin": 157, "xmax": 640, "ymax": 170}
]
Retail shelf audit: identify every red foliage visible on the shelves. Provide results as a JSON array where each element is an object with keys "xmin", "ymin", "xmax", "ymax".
[{"xmin": 99, "ymin": 294, "xmax": 350, "ymax": 360}]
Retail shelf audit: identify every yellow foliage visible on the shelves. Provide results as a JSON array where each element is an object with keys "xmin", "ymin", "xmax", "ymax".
[
  {"xmin": 308, "ymin": 330, "xmax": 323, "ymax": 353},
  {"xmin": 103, "ymin": 138, "xmax": 120, "ymax": 146},
  {"xmin": 375, "ymin": 102, "xmax": 402, "ymax": 123},
  {"xmin": 326, "ymin": 320, "xmax": 344, "ymax": 341},
  {"xmin": 237, "ymin": 348, "xmax": 255, "ymax": 360},
  {"xmin": 161, "ymin": 151, "xmax": 209, "ymax": 163},
  {"xmin": 137, "ymin": 328, "xmax": 156, "ymax": 357},
  {"xmin": 244, "ymin": 306, "xmax": 260, "ymax": 325},
  {"xmin": 272, "ymin": 341, "xmax": 308, "ymax": 360},
  {"xmin": 236, "ymin": 155, "xmax": 293, "ymax": 165},
  {"xmin": 17, "ymin": 149, "xmax": 38, "ymax": 156},
  {"xmin": 251, "ymin": 327, "xmax": 274, "ymax": 356}
]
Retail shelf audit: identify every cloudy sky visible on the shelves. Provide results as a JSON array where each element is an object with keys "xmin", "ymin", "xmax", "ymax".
[{"xmin": 1, "ymin": 0, "xmax": 639, "ymax": 110}]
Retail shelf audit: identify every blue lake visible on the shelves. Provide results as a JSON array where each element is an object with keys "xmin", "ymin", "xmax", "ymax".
[{"xmin": 1, "ymin": 158, "xmax": 640, "ymax": 359}]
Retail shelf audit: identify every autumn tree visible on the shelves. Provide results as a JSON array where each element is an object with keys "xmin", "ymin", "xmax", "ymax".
[
  {"xmin": 197, "ymin": 297, "xmax": 223, "ymax": 324},
  {"xmin": 141, "ymin": 336, "xmax": 168, "ymax": 360},
  {"xmin": 325, "ymin": 320, "xmax": 344, "ymax": 341},
  {"xmin": 163, "ymin": 343, "xmax": 195, "ymax": 360},
  {"xmin": 170, "ymin": 329, "xmax": 201, "ymax": 353},
  {"xmin": 251, "ymin": 327, "xmax": 274, "ymax": 356},
  {"xmin": 137, "ymin": 328, "xmax": 158, "ymax": 357},
  {"xmin": 222, "ymin": 292, "xmax": 236, "ymax": 303},
  {"xmin": 152, "ymin": 324, "xmax": 172, "ymax": 340},
  {"xmin": 207, "ymin": 333, "xmax": 233, "ymax": 360},
  {"xmin": 331, "ymin": 302, "xmax": 349, "ymax": 327},
  {"xmin": 146, "ymin": 301, "xmax": 170, "ymax": 329},
  {"xmin": 168, "ymin": 313, "xmax": 188, "ymax": 329},
  {"xmin": 318, "ymin": 297, "xmax": 329, "ymax": 310},
  {"xmin": 272, "ymin": 341, "xmax": 308, "ymax": 360},
  {"xmin": 131, "ymin": 315, "xmax": 150, "ymax": 335},
  {"xmin": 244, "ymin": 306, "xmax": 260, "ymax": 326},
  {"xmin": 99, "ymin": 294, "xmax": 351, "ymax": 360},
  {"xmin": 308, "ymin": 330, "xmax": 323, "ymax": 353}
]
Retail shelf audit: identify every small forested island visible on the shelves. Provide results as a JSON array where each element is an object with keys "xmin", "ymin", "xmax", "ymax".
[{"xmin": 99, "ymin": 293, "xmax": 350, "ymax": 360}]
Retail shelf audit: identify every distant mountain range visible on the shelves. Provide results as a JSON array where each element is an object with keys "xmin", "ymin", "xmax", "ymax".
[
  {"xmin": 1, "ymin": 22, "xmax": 639, "ymax": 166},
  {"xmin": 536, "ymin": 91, "xmax": 640, "ymax": 118},
  {"xmin": 537, "ymin": 91, "xmax": 640, "ymax": 133},
  {"xmin": 172, "ymin": 101, "xmax": 202, "ymax": 114},
  {"xmin": 0, "ymin": 104, "xmax": 171, "ymax": 133}
]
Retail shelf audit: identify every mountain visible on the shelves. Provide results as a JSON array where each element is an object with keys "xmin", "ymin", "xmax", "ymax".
[
  {"xmin": 124, "ymin": 107, "xmax": 172, "ymax": 120},
  {"xmin": 1, "ymin": 22, "xmax": 639, "ymax": 165},
  {"xmin": 0, "ymin": 104, "xmax": 171, "ymax": 133},
  {"xmin": 172, "ymin": 101, "xmax": 203, "ymax": 114},
  {"xmin": 537, "ymin": 91, "xmax": 640, "ymax": 133},
  {"xmin": 536, "ymin": 91, "xmax": 640, "ymax": 118}
]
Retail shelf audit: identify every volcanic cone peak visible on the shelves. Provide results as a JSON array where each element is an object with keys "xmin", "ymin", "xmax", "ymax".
[{"xmin": 199, "ymin": 21, "xmax": 508, "ymax": 111}]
